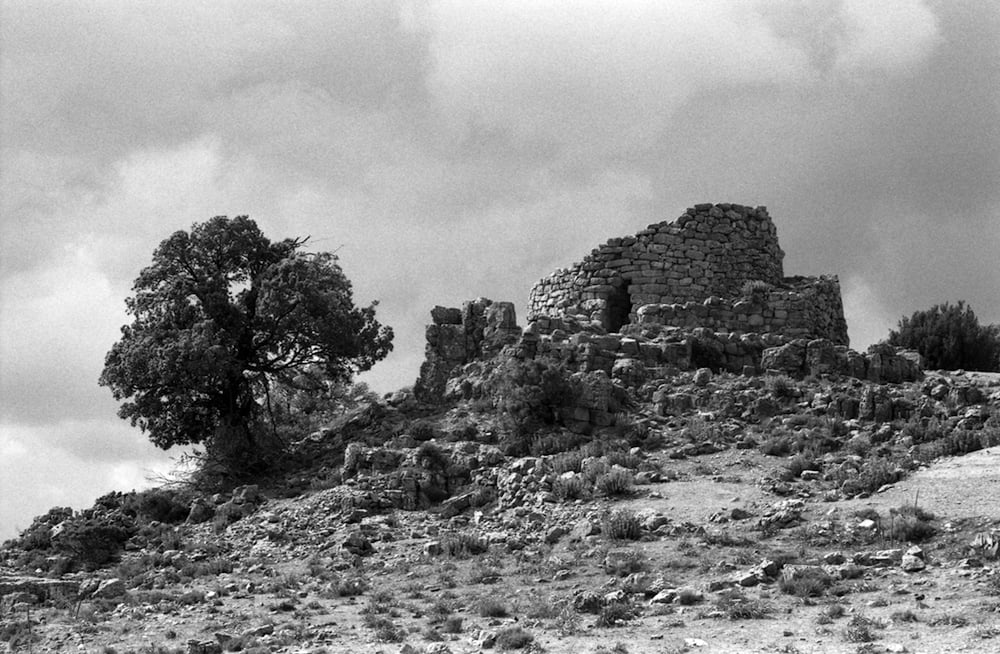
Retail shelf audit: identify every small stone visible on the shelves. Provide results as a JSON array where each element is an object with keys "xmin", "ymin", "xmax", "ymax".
[
  {"xmin": 693, "ymin": 368, "xmax": 713, "ymax": 386},
  {"xmin": 684, "ymin": 638, "xmax": 708, "ymax": 647},
  {"xmin": 649, "ymin": 589, "xmax": 677, "ymax": 604},
  {"xmin": 544, "ymin": 526, "xmax": 568, "ymax": 544},
  {"xmin": 901, "ymin": 553, "xmax": 926, "ymax": 572}
]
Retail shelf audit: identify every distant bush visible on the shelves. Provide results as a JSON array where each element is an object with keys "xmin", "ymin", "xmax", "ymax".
[
  {"xmin": 54, "ymin": 517, "xmax": 135, "ymax": 569},
  {"xmin": 487, "ymin": 359, "xmax": 579, "ymax": 453},
  {"xmin": 886, "ymin": 301, "xmax": 1000, "ymax": 371},
  {"xmin": 914, "ymin": 424, "xmax": 1000, "ymax": 462},
  {"xmin": 124, "ymin": 488, "xmax": 191, "ymax": 524}
]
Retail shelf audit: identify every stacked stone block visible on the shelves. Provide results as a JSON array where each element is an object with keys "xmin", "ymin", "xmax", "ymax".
[
  {"xmin": 528, "ymin": 203, "xmax": 785, "ymax": 330},
  {"xmin": 414, "ymin": 298, "xmax": 521, "ymax": 403},
  {"xmin": 634, "ymin": 276, "xmax": 848, "ymax": 344}
]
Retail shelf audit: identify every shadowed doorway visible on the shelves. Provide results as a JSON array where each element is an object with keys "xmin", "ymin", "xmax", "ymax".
[{"xmin": 606, "ymin": 283, "xmax": 631, "ymax": 333}]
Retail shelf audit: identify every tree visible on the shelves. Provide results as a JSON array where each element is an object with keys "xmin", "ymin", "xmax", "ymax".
[
  {"xmin": 100, "ymin": 216, "xmax": 394, "ymax": 472},
  {"xmin": 886, "ymin": 301, "xmax": 1000, "ymax": 371}
]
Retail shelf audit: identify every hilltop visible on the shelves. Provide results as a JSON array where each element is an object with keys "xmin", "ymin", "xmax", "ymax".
[{"xmin": 2, "ymin": 204, "xmax": 999, "ymax": 654}]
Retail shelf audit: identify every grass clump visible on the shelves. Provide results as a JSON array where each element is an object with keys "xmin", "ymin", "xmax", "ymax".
[
  {"xmin": 601, "ymin": 509, "xmax": 642, "ymax": 541},
  {"xmin": 890, "ymin": 504, "xmax": 936, "ymax": 542},
  {"xmin": 476, "ymin": 597, "xmax": 510, "ymax": 618},
  {"xmin": 496, "ymin": 626, "xmax": 534, "ymax": 650},
  {"xmin": 779, "ymin": 567, "xmax": 832, "ymax": 598},
  {"xmin": 714, "ymin": 589, "xmax": 773, "ymax": 619},
  {"xmin": 441, "ymin": 532, "xmax": 489, "ymax": 558},
  {"xmin": 595, "ymin": 601, "xmax": 636, "ymax": 627},
  {"xmin": 596, "ymin": 468, "xmax": 634, "ymax": 496},
  {"xmin": 842, "ymin": 614, "xmax": 882, "ymax": 643}
]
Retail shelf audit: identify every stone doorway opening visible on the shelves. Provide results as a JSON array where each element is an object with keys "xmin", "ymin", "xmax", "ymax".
[{"xmin": 606, "ymin": 282, "xmax": 631, "ymax": 333}]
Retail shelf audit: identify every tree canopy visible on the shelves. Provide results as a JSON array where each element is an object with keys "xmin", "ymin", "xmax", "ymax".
[
  {"xmin": 885, "ymin": 301, "xmax": 999, "ymax": 372},
  {"xmin": 100, "ymin": 216, "xmax": 393, "ymax": 469}
]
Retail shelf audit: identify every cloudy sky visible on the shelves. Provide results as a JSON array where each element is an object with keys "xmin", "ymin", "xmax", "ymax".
[{"xmin": 1, "ymin": 0, "xmax": 998, "ymax": 540}]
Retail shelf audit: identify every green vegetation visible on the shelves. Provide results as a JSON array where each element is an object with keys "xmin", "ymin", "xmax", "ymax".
[
  {"xmin": 886, "ymin": 300, "xmax": 1000, "ymax": 371},
  {"xmin": 99, "ymin": 216, "xmax": 393, "ymax": 476}
]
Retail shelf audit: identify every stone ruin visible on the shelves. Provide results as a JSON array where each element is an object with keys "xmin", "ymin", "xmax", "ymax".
[
  {"xmin": 414, "ymin": 203, "xmax": 921, "ymax": 419},
  {"xmin": 527, "ymin": 202, "xmax": 847, "ymax": 343}
]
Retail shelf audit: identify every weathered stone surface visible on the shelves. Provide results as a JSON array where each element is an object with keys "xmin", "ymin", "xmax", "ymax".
[
  {"xmin": 0, "ymin": 576, "xmax": 79, "ymax": 602},
  {"xmin": 761, "ymin": 341, "xmax": 806, "ymax": 374}
]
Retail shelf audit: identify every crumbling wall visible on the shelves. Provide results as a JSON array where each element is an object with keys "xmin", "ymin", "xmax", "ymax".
[
  {"xmin": 414, "ymin": 298, "xmax": 521, "ymax": 403},
  {"xmin": 634, "ymin": 276, "xmax": 848, "ymax": 344},
  {"xmin": 528, "ymin": 203, "xmax": 785, "ymax": 331}
]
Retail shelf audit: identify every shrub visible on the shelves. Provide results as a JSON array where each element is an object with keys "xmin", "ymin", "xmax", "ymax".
[
  {"xmin": 779, "ymin": 567, "xmax": 832, "ymax": 598},
  {"xmin": 553, "ymin": 475, "xmax": 589, "ymax": 500},
  {"xmin": 550, "ymin": 450, "xmax": 587, "ymax": 474},
  {"xmin": 123, "ymin": 488, "xmax": 191, "ymax": 524},
  {"xmin": 886, "ymin": 301, "xmax": 1000, "ymax": 371},
  {"xmin": 496, "ymin": 626, "xmax": 534, "ymax": 650},
  {"xmin": 601, "ymin": 510, "xmax": 641, "ymax": 541},
  {"xmin": 839, "ymin": 458, "xmax": 904, "ymax": 496},
  {"xmin": 416, "ymin": 441, "xmax": 449, "ymax": 472},
  {"xmin": 476, "ymin": 597, "xmax": 509, "ymax": 618},
  {"xmin": 890, "ymin": 504, "xmax": 936, "ymax": 542},
  {"xmin": 441, "ymin": 533, "xmax": 489, "ymax": 558},
  {"xmin": 843, "ymin": 614, "xmax": 882, "ymax": 643},
  {"xmin": 410, "ymin": 420, "xmax": 438, "ymax": 441},
  {"xmin": 741, "ymin": 279, "xmax": 772, "ymax": 298},
  {"xmin": 595, "ymin": 601, "xmax": 635, "ymax": 627},
  {"xmin": 714, "ymin": 589, "xmax": 772, "ymax": 619},
  {"xmin": 54, "ymin": 517, "xmax": 136, "ymax": 569},
  {"xmin": 486, "ymin": 359, "xmax": 579, "ymax": 452},
  {"xmin": 783, "ymin": 452, "xmax": 820, "ymax": 479},
  {"xmin": 596, "ymin": 469, "xmax": 634, "ymax": 497},
  {"xmin": 915, "ymin": 426, "xmax": 1000, "ymax": 461},
  {"xmin": 760, "ymin": 433, "xmax": 794, "ymax": 457},
  {"xmin": 767, "ymin": 374, "xmax": 797, "ymax": 399},
  {"xmin": 364, "ymin": 615, "xmax": 405, "ymax": 642}
]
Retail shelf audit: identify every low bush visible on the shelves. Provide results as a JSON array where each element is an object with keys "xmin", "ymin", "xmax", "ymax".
[
  {"xmin": 842, "ymin": 614, "xmax": 882, "ymax": 643},
  {"xmin": 714, "ymin": 589, "xmax": 773, "ymax": 619},
  {"xmin": 595, "ymin": 601, "xmax": 635, "ymax": 627},
  {"xmin": 496, "ymin": 626, "xmax": 534, "ymax": 650},
  {"xmin": 890, "ymin": 504, "xmax": 936, "ymax": 542},
  {"xmin": 553, "ymin": 475, "xmax": 589, "ymax": 500},
  {"xmin": 601, "ymin": 510, "xmax": 641, "ymax": 541},
  {"xmin": 596, "ymin": 469, "xmax": 634, "ymax": 497},
  {"xmin": 123, "ymin": 488, "xmax": 191, "ymax": 524},
  {"xmin": 779, "ymin": 567, "xmax": 832, "ymax": 598},
  {"xmin": 441, "ymin": 532, "xmax": 489, "ymax": 558},
  {"xmin": 476, "ymin": 597, "xmax": 509, "ymax": 618}
]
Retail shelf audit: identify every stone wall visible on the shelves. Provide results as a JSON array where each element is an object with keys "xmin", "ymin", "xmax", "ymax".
[
  {"xmin": 634, "ymin": 276, "xmax": 848, "ymax": 344},
  {"xmin": 414, "ymin": 298, "xmax": 521, "ymax": 402},
  {"xmin": 528, "ymin": 203, "xmax": 785, "ymax": 332}
]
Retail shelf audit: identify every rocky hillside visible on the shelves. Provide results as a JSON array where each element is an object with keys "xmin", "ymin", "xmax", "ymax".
[
  {"xmin": 2, "ymin": 361, "xmax": 1000, "ymax": 653},
  {"xmin": 3, "ymin": 204, "xmax": 999, "ymax": 653}
]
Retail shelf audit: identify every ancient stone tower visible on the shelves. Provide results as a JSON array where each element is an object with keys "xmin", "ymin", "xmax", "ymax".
[{"xmin": 527, "ymin": 202, "xmax": 848, "ymax": 344}]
